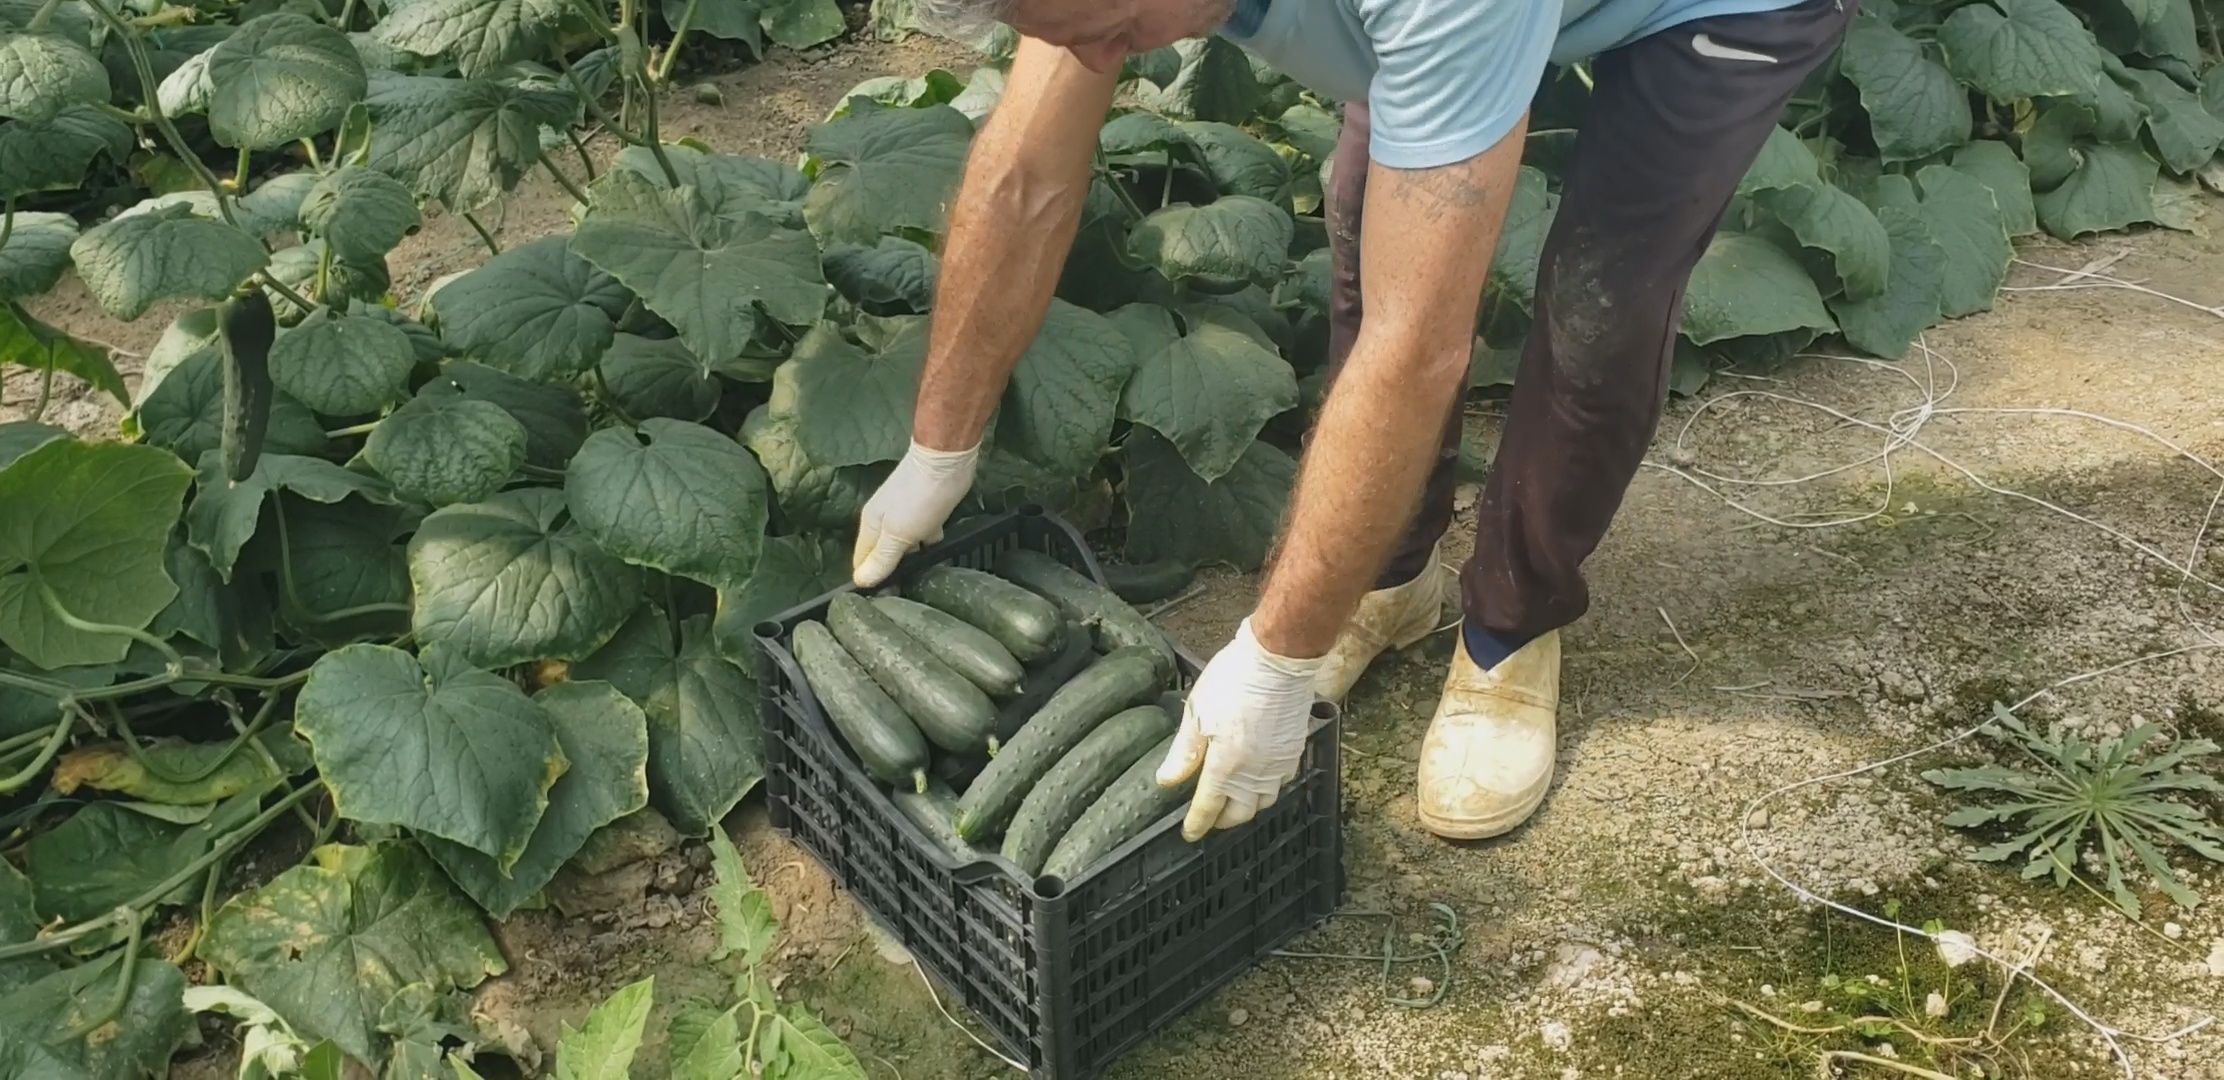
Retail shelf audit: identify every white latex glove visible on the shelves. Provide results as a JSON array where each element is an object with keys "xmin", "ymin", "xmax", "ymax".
[
  {"xmin": 1156, "ymin": 617, "xmax": 1323, "ymax": 841},
  {"xmin": 852, "ymin": 439, "xmax": 980, "ymax": 587}
]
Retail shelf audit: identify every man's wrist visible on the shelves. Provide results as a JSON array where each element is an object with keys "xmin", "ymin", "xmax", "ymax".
[{"xmin": 1237, "ymin": 616, "xmax": 1327, "ymax": 676}]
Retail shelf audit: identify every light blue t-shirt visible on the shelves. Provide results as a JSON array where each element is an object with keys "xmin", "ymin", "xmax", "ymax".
[{"xmin": 1220, "ymin": 0, "xmax": 1801, "ymax": 169}]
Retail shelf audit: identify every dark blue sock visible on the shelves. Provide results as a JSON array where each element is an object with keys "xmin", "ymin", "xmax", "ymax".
[{"xmin": 1462, "ymin": 622, "xmax": 1536, "ymax": 673}]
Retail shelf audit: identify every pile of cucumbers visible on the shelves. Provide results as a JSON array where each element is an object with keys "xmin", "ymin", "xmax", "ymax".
[{"xmin": 790, "ymin": 548, "xmax": 1197, "ymax": 882}]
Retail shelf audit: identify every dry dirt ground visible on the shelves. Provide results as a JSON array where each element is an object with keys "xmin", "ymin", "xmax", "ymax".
[{"xmin": 14, "ymin": 29, "xmax": 2223, "ymax": 1080}]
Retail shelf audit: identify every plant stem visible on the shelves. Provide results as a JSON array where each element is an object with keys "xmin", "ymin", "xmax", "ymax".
[
  {"xmin": 540, "ymin": 151, "xmax": 593, "ymax": 206},
  {"xmin": 557, "ymin": 51, "xmax": 650, "ymax": 147},
  {"xmin": 1160, "ymin": 148, "xmax": 1173, "ymax": 208},
  {"xmin": 1, "ymin": 197, "xmax": 15, "ymax": 251},
  {"xmin": 315, "ymin": 241, "xmax": 332, "ymax": 302},
  {"xmin": 170, "ymin": 850, "xmax": 228, "ymax": 965},
  {"xmin": 0, "ymin": 711, "xmax": 75, "ymax": 795},
  {"xmin": 40, "ymin": 580, "xmax": 180, "ymax": 672},
  {"xmin": 655, "ymin": 0, "xmax": 703, "ymax": 83},
  {"xmin": 256, "ymin": 272, "xmax": 316, "ymax": 317},
  {"xmin": 27, "ymin": 0, "xmax": 64, "ymax": 31},
  {"xmin": 568, "ymin": 128, "xmax": 599, "ymax": 181},
  {"xmin": 562, "ymin": 0, "xmax": 621, "ymax": 42},
  {"xmin": 109, "ymin": 688, "xmax": 280, "ymax": 786},
  {"xmin": 0, "ymin": 781, "xmax": 322, "ymax": 962},
  {"xmin": 636, "ymin": 80, "xmax": 681, "ymax": 186},
  {"xmin": 298, "ymin": 138, "xmax": 322, "ymax": 170},
  {"xmin": 462, "ymin": 210, "xmax": 501, "ymax": 255},
  {"xmin": 323, "ymin": 419, "xmax": 380, "ymax": 438},
  {"xmin": 58, "ymin": 916, "xmax": 143, "ymax": 1041},
  {"xmin": 336, "ymin": 0, "xmax": 359, "ymax": 28},
  {"xmin": 235, "ymin": 147, "xmax": 250, "ymax": 190},
  {"xmin": 82, "ymin": 0, "xmax": 240, "ymax": 230},
  {"xmin": 29, "ymin": 363, "xmax": 55, "ymax": 424}
]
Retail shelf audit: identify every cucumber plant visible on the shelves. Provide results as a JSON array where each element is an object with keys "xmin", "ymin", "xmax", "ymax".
[{"xmin": 0, "ymin": 0, "xmax": 2219, "ymax": 1075}]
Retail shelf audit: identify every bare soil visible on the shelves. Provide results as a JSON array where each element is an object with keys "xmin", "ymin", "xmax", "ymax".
[{"xmin": 33, "ymin": 27, "xmax": 2216, "ymax": 1080}]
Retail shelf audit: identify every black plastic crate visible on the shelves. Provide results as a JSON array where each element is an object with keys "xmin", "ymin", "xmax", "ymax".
[{"xmin": 750, "ymin": 506, "xmax": 1344, "ymax": 1079}]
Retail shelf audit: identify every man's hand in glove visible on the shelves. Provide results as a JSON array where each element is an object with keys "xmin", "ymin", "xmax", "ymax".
[
  {"xmin": 851, "ymin": 440, "xmax": 979, "ymax": 588},
  {"xmin": 1155, "ymin": 616, "xmax": 1323, "ymax": 841}
]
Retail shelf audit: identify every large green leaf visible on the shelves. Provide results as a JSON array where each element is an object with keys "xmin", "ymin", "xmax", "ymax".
[
  {"xmin": 1912, "ymin": 164, "xmax": 2014, "ymax": 318},
  {"xmin": 1122, "ymin": 429, "xmax": 1293, "ymax": 572},
  {"xmin": 430, "ymin": 234, "xmax": 630, "ymax": 381},
  {"xmin": 1938, "ymin": 0, "xmax": 2105, "ymax": 100},
  {"xmin": 1, "ymin": 302, "xmax": 124, "ymax": 406},
  {"xmin": 1136, "ymin": 36, "xmax": 1259, "ymax": 123},
  {"xmin": 50, "ymin": 723, "xmax": 305, "ymax": 805},
  {"xmin": 0, "ymin": 211, "xmax": 75, "ymax": 302},
  {"xmin": 263, "ymin": 238, "xmax": 389, "ymax": 322},
  {"xmin": 0, "ymin": 953, "xmax": 191, "ymax": 1080},
  {"xmin": 1180, "ymin": 120, "xmax": 1290, "ymax": 201},
  {"xmin": 268, "ymin": 496, "xmax": 412, "ymax": 645},
  {"xmin": 611, "ymin": 144, "xmax": 809, "ymax": 231},
  {"xmin": 24, "ymin": 802, "xmax": 200, "ymax": 922},
  {"xmin": 268, "ymin": 307, "xmax": 418, "ymax": 416},
  {"xmin": 151, "ymin": 528, "xmax": 275, "ymax": 664},
  {"xmin": 1100, "ymin": 111, "xmax": 1197, "ymax": 158},
  {"xmin": 366, "ymin": 396, "xmax": 526, "ymax": 507},
  {"xmin": 800, "ymin": 100, "xmax": 973, "ymax": 245},
  {"xmin": 68, "ymin": 204, "xmax": 268, "ymax": 320},
  {"xmin": 299, "ymin": 166, "xmax": 421, "ymax": 263},
  {"xmin": 738, "ymin": 405, "xmax": 875, "ymax": 533},
  {"xmin": 0, "ymin": 419, "xmax": 62, "ymax": 468},
  {"xmin": 1754, "ymin": 180, "xmax": 1891, "ymax": 301},
  {"xmin": 186, "ymin": 451, "xmax": 393, "ymax": 581},
  {"xmin": 574, "ymin": 170, "xmax": 828, "ymax": 365},
  {"xmin": 997, "ymin": 299, "xmax": 1135, "ymax": 477},
  {"xmin": 781, "ymin": 318, "xmax": 925, "ymax": 468},
  {"xmin": 374, "ymin": 0, "xmax": 566, "ymax": 77},
  {"xmin": 823, "ymin": 234, "xmax": 938, "ymax": 315},
  {"xmin": 1679, "ymin": 233, "xmax": 1837, "ymax": 345},
  {"xmin": 668, "ymin": 0, "xmax": 762, "ymax": 53},
  {"xmin": 761, "ymin": 1008, "xmax": 865, "ymax": 1080},
  {"xmin": 672, "ymin": 1006, "xmax": 748, "ymax": 1080},
  {"xmin": 0, "ymin": 859, "xmax": 47, "ymax": 997},
  {"xmin": 0, "ymin": 33, "xmax": 106, "ymax": 124},
  {"xmin": 206, "ymin": 13, "xmax": 368, "ymax": 150},
  {"xmin": 1829, "ymin": 203, "xmax": 1947, "ymax": 358},
  {"xmin": 422, "ymin": 680, "xmax": 649, "ymax": 918},
  {"xmin": 760, "ymin": 0, "xmax": 845, "ymax": 48},
  {"xmin": 297, "ymin": 644, "xmax": 565, "ymax": 864},
  {"xmin": 2116, "ymin": 67, "xmax": 2224, "ymax": 173},
  {"xmin": 1130, "ymin": 195, "xmax": 1292, "ymax": 293},
  {"xmin": 364, "ymin": 72, "xmax": 576, "ymax": 211},
  {"xmin": 409, "ymin": 487, "xmax": 642, "ymax": 667},
  {"xmin": 566, "ymin": 419, "xmax": 771, "ymax": 590},
  {"xmin": 135, "ymin": 348, "xmax": 328, "ymax": 465},
  {"xmin": 1489, "ymin": 166, "xmax": 1556, "ymax": 308},
  {"xmin": 710, "ymin": 533, "xmax": 846, "ymax": 655},
  {"xmin": 1840, "ymin": 17, "xmax": 1972, "ymax": 162},
  {"xmin": 414, "ymin": 360, "xmax": 587, "ymax": 469},
  {"xmin": 201, "ymin": 842, "xmax": 506, "ymax": 1064},
  {"xmin": 1949, "ymin": 139, "xmax": 2039, "ymax": 236},
  {"xmin": 574, "ymin": 609, "xmax": 763, "ymax": 835},
  {"xmin": 1119, "ymin": 314, "xmax": 1296, "ymax": 483},
  {"xmin": 2035, "ymin": 141, "xmax": 2159, "ymax": 237},
  {"xmin": 0, "ymin": 105, "xmax": 131, "ymax": 201},
  {"xmin": 599, "ymin": 334, "xmax": 721, "ymax": 422},
  {"xmin": 0, "ymin": 439, "xmax": 191, "ymax": 670}
]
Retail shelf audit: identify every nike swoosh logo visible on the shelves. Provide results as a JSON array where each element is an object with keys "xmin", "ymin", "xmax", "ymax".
[{"xmin": 1692, "ymin": 33, "xmax": 1778, "ymax": 62}]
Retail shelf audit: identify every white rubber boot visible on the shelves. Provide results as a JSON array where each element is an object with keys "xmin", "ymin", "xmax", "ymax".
[
  {"xmin": 1310, "ymin": 546, "xmax": 1454, "ymax": 707},
  {"xmin": 1416, "ymin": 628, "xmax": 1560, "ymax": 840}
]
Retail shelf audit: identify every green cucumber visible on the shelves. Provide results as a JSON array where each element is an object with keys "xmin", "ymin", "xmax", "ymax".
[
  {"xmin": 992, "ymin": 549, "xmax": 1175, "ymax": 678},
  {"xmin": 994, "ymin": 618, "xmax": 1095, "ymax": 746},
  {"xmin": 892, "ymin": 784, "xmax": 978, "ymax": 862},
  {"xmin": 217, "ymin": 292, "xmax": 277, "ymax": 483},
  {"xmin": 827, "ymin": 592, "xmax": 997, "ymax": 754},
  {"xmin": 1000, "ymin": 704, "xmax": 1176, "ymax": 876},
  {"xmin": 871, "ymin": 594, "xmax": 1025, "ymax": 699},
  {"xmin": 1041, "ymin": 732, "xmax": 1193, "ymax": 882},
  {"xmin": 954, "ymin": 646, "xmax": 1168, "ymax": 842},
  {"xmin": 909, "ymin": 564, "xmax": 1065, "ymax": 663},
  {"xmin": 1100, "ymin": 559, "xmax": 1195, "ymax": 604},
  {"xmin": 791, "ymin": 620, "xmax": 929, "ymax": 793}
]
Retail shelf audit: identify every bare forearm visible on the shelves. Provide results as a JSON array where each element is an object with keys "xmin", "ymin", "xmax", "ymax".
[
  {"xmin": 912, "ymin": 42, "xmax": 1113, "ymax": 452},
  {"xmin": 1249, "ymin": 120, "xmax": 1529, "ymax": 659}
]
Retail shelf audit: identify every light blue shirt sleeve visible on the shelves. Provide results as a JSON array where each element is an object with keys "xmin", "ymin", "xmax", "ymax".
[{"xmin": 1358, "ymin": 0, "xmax": 1562, "ymax": 169}]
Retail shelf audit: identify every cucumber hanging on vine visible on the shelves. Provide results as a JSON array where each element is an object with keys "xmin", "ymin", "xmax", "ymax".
[{"xmin": 217, "ymin": 291, "xmax": 278, "ymax": 483}]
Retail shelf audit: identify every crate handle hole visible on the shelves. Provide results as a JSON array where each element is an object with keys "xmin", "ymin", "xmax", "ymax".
[
  {"xmin": 1031, "ymin": 874, "xmax": 1066, "ymax": 900},
  {"xmin": 751, "ymin": 619, "xmax": 785, "ymax": 642}
]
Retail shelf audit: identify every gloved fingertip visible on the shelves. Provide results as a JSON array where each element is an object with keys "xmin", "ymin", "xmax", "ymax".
[
  {"xmin": 1155, "ymin": 717, "xmax": 1206, "ymax": 788},
  {"xmin": 1216, "ymin": 792, "xmax": 1260, "ymax": 832},
  {"xmin": 1180, "ymin": 792, "xmax": 1224, "ymax": 842}
]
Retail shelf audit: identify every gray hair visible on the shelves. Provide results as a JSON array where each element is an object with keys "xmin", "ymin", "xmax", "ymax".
[{"xmin": 908, "ymin": 0, "xmax": 1020, "ymax": 42}]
